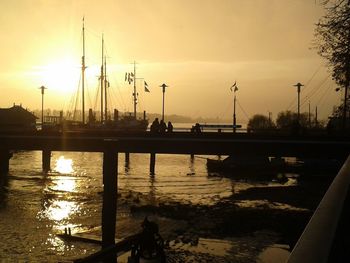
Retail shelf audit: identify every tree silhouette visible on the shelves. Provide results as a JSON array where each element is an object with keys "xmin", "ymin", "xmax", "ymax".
[
  {"xmin": 276, "ymin": 111, "xmax": 309, "ymax": 129},
  {"xmin": 314, "ymin": 0, "xmax": 350, "ymax": 129},
  {"xmin": 247, "ymin": 114, "xmax": 275, "ymax": 132}
]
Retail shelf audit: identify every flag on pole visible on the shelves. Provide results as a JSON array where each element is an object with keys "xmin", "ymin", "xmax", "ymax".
[
  {"xmin": 230, "ymin": 81, "xmax": 238, "ymax": 92},
  {"xmin": 144, "ymin": 81, "xmax": 150, "ymax": 92}
]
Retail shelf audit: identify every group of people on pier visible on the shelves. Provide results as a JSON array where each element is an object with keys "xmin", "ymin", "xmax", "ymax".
[{"xmin": 150, "ymin": 118, "xmax": 173, "ymax": 133}]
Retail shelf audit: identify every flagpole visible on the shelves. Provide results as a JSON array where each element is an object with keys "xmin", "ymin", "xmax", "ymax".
[
  {"xmin": 233, "ymin": 92, "xmax": 236, "ymax": 133},
  {"xmin": 231, "ymin": 82, "xmax": 238, "ymax": 133}
]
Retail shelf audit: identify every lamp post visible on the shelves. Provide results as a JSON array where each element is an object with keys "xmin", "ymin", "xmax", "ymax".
[
  {"xmin": 39, "ymin": 85, "xmax": 47, "ymax": 130},
  {"xmin": 160, "ymin": 83, "xmax": 168, "ymax": 121},
  {"xmin": 293, "ymin": 82, "xmax": 304, "ymax": 124},
  {"xmin": 231, "ymin": 82, "xmax": 238, "ymax": 133}
]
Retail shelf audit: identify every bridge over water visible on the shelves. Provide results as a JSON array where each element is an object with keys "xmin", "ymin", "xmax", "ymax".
[
  {"xmin": 1, "ymin": 131, "xmax": 349, "ymax": 155},
  {"xmin": 1, "ymin": 131, "xmax": 349, "ymax": 261}
]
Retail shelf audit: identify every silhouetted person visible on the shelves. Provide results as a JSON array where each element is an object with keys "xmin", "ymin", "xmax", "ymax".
[
  {"xmin": 159, "ymin": 120, "xmax": 167, "ymax": 133},
  {"xmin": 150, "ymin": 118, "xmax": 160, "ymax": 133},
  {"xmin": 167, "ymin": 121, "xmax": 173, "ymax": 132},
  {"xmin": 195, "ymin": 123, "xmax": 201, "ymax": 133},
  {"xmin": 132, "ymin": 217, "xmax": 165, "ymax": 262}
]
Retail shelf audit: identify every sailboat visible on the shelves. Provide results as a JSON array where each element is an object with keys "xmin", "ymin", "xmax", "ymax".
[{"xmin": 61, "ymin": 20, "xmax": 148, "ymax": 133}]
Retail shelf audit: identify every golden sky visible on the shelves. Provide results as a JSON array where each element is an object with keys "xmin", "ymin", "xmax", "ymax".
[{"xmin": 0, "ymin": 0, "xmax": 341, "ymax": 122}]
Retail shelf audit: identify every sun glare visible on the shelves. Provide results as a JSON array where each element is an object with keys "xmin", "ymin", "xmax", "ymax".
[{"xmin": 41, "ymin": 58, "xmax": 80, "ymax": 94}]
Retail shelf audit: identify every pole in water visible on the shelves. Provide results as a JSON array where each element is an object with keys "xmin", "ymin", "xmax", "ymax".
[
  {"xmin": 125, "ymin": 152, "xmax": 130, "ymax": 163},
  {"xmin": 150, "ymin": 153, "xmax": 156, "ymax": 175},
  {"xmin": 102, "ymin": 150, "xmax": 118, "ymax": 256},
  {"xmin": 42, "ymin": 149, "xmax": 51, "ymax": 172}
]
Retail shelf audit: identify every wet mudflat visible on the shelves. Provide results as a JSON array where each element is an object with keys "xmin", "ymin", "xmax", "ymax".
[
  {"xmin": 0, "ymin": 151, "xmax": 336, "ymax": 262},
  {"xmin": 116, "ymin": 176, "xmax": 333, "ymax": 263}
]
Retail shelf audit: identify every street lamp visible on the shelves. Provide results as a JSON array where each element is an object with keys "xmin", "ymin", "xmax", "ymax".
[
  {"xmin": 231, "ymin": 82, "xmax": 238, "ymax": 133},
  {"xmin": 39, "ymin": 85, "xmax": 47, "ymax": 130},
  {"xmin": 160, "ymin": 83, "xmax": 168, "ymax": 121},
  {"xmin": 293, "ymin": 82, "xmax": 304, "ymax": 124}
]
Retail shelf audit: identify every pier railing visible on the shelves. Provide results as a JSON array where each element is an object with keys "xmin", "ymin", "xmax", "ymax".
[{"xmin": 287, "ymin": 155, "xmax": 350, "ymax": 263}]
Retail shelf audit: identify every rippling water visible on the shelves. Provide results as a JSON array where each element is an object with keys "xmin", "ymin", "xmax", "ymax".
[{"xmin": 0, "ymin": 150, "xmax": 294, "ymax": 262}]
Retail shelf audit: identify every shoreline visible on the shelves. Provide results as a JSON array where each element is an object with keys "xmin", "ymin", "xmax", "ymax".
[{"xmin": 114, "ymin": 177, "xmax": 332, "ymax": 262}]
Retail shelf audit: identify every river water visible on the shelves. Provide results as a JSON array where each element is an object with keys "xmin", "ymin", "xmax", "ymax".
[{"xmin": 0, "ymin": 149, "xmax": 296, "ymax": 262}]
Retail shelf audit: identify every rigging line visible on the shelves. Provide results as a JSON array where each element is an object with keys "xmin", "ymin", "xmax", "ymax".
[
  {"xmin": 286, "ymin": 97, "xmax": 298, "ymax": 111},
  {"xmin": 287, "ymin": 64, "xmax": 324, "ymax": 111},
  {"xmin": 107, "ymin": 87, "xmax": 114, "ymax": 114},
  {"xmin": 236, "ymin": 100, "xmax": 250, "ymax": 121},
  {"xmin": 93, "ymin": 82, "xmax": 100, "ymax": 112},
  {"xmin": 301, "ymin": 74, "xmax": 330, "ymax": 102},
  {"xmin": 67, "ymin": 74, "xmax": 81, "ymax": 114},
  {"xmin": 317, "ymin": 82, "xmax": 333, "ymax": 109},
  {"xmin": 67, "ymin": 75, "xmax": 80, "ymax": 120},
  {"xmin": 219, "ymin": 97, "xmax": 232, "ymax": 119},
  {"xmin": 109, "ymin": 77, "xmax": 124, "ymax": 110},
  {"xmin": 73, "ymin": 77, "xmax": 81, "ymax": 121},
  {"xmin": 111, "ymin": 72, "xmax": 126, "ymax": 110},
  {"xmin": 65, "ymin": 88, "xmax": 75, "ymax": 117},
  {"xmin": 85, "ymin": 27, "xmax": 100, "ymax": 39},
  {"xmin": 85, "ymin": 80, "xmax": 93, "ymax": 110},
  {"xmin": 109, "ymin": 85, "xmax": 120, "ymax": 110},
  {"xmin": 300, "ymin": 74, "xmax": 331, "ymax": 108},
  {"xmin": 305, "ymin": 64, "xmax": 323, "ymax": 88}
]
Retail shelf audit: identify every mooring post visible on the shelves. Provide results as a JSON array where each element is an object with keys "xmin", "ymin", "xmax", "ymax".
[
  {"xmin": 42, "ymin": 149, "xmax": 51, "ymax": 172},
  {"xmin": 0, "ymin": 150, "xmax": 12, "ymax": 175},
  {"xmin": 150, "ymin": 152, "xmax": 156, "ymax": 175},
  {"xmin": 125, "ymin": 152, "xmax": 130, "ymax": 164},
  {"xmin": 102, "ymin": 150, "xmax": 118, "ymax": 260}
]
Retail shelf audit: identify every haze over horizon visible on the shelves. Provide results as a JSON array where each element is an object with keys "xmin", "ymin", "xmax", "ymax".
[{"xmin": 0, "ymin": 0, "xmax": 341, "ymax": 123}]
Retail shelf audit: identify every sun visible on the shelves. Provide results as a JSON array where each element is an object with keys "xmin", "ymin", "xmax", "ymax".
[{"xmin": 40, "ymin": 57, "xmax": 81, "ymax": 95}]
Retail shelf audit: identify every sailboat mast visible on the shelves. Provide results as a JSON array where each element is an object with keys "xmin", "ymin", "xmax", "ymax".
[
  {"xmin": 133, "ymin": 61, "xmax": 137, "ymax": 119},
  {"xmin": 104, "ymin": 56, "xmax": 108, "ymax": 122},
  {"xmin": 82, "ymin": 18, "xmax": 86, "ymax": 124},
  {"xmin": 100, "ymin": 35, "xmax": 104, "ymax": 123}
]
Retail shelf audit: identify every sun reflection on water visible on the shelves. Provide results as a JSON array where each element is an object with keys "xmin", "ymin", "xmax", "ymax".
[
  {"xmin": 54, "ymin": 156, "xmax": 74, "ymax": 174},
  {"xmin": 52, "ymin": 178, "xmax": 76, "ymax": 192},
  {"xmin": 41, "ymin": 200, "xmax": 79, "ymax": 222}
]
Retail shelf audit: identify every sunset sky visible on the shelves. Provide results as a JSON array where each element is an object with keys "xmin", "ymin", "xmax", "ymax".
[{"xmin": 0, "ymin": 0, "xmax": 341, "ymax": 123}]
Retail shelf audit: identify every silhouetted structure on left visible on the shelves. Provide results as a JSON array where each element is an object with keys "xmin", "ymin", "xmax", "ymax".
[{"xmin": 0, "ymin": 104, "xmax": 37, "ymax": 131}]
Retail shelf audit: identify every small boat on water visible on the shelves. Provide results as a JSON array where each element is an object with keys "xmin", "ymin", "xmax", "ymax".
[
  {"xmin": 289, "ymin": 157, "xmax": 343, "ymax": 176},
  {"xmin": 206, "ymin": 155, "xmax": 286, "ymax": 176},
  {"xmin": 207, "ymin": 155, "xmax": 343, "ymax": 178}
]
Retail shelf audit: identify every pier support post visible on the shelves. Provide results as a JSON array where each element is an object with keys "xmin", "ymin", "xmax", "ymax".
[
  {"xmin": 125, "ymin": 152, "xmax": 130, "ymax": 164},
  {"xmin": 150, "ymin": 152, "xmax": 156, "ymax": 175},
  {"xmin": 0, "ymin": 150, "xmax": 12, "ymax": 175},
  {"xmin": 42, "ymin": 150, "xmax": 51, "ymax": 172},
  {"xmin": 102, "ymin": 150, "xmax": 118, "ymax": 260}
]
